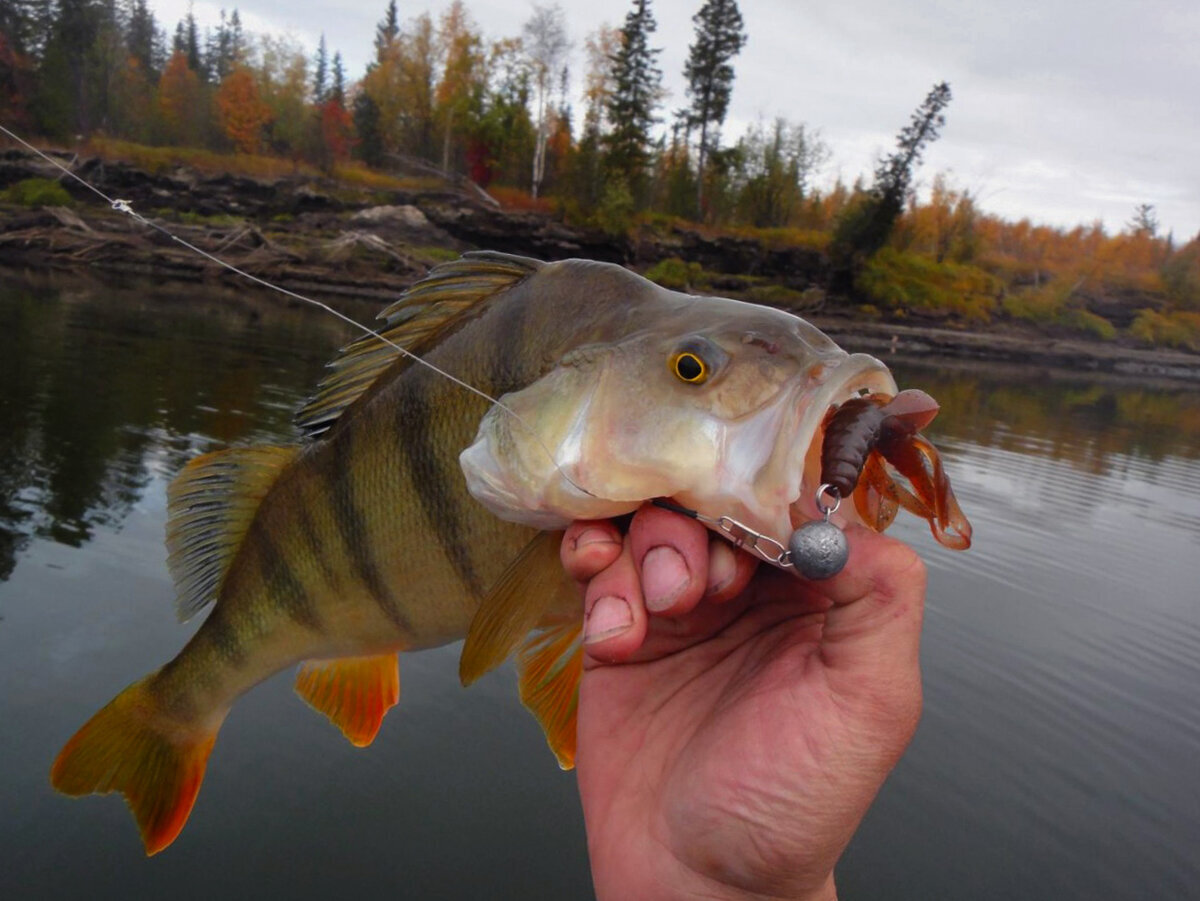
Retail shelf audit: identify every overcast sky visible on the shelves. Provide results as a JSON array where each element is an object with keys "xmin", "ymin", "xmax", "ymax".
[{"xmin": 156, "ymin": 0, "xmax": 1200, "ymax": 239}]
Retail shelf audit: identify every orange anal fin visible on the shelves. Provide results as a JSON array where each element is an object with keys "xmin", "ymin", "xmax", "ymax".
[
  {"xmin": 295, "ymin": 653, "xmax": 400, "ymax": 748},
  {"xmin": 50, "ymin": 675, "xmax": 221, "ymax": 856},
  {"xmin": 517, "ymin": 620, "xmax": 583, "ymax": 770}
]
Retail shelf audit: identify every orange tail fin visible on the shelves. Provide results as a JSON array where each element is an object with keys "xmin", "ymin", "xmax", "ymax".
[{"xmin": 50, "ymin": 675, "xmax": 220, "ymax": 855}]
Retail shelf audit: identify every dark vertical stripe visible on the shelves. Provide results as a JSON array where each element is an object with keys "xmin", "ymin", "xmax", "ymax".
[
  {"xmin": 253, "ymin": 527, "xmax": 321, "ymax": 630},
  {"xmin": 396, "ymin": 372, "xmax": 485, "ymax": 597},
  {"xmin": 485, "ymin": 294, "xmax": 531, "ymax": 396},
  {"xmin": 329, "ymin": 426, "xmax": 411, "ymax": 632},
  {"xmin": 295, "ymin": 494, "xmax": 339, "ymax": 589},
  {"xmin": 204, "ymin": 610, "xmax": 246, "ymax": 666}
]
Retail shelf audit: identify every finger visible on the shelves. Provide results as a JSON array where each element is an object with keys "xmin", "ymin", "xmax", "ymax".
[
  {"xmin": 581, "ymin": 541, "xmax": 650, "ymax": 665},
  {"xmin": 561, "ymin": 520, "xmax": 624, "ymax": 583},
  {"xmin": 704, "ymin": 536, "xmax": 759, "ymax": 603},
  {"xmin": 628, "ymin": 504, "xmax": 711, "ymax": 617}
]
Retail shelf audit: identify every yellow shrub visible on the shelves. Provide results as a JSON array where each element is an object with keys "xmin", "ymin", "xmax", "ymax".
[{"xmin": 857, "ymin": 248, "xmax": 998, "ymax": 323}]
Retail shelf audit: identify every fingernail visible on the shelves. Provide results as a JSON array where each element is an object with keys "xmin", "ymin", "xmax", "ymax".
[
  {"xmin": 643, "ymin": 546, "xmax": 689, "ymax": 612},
  {"xmin": 706, "ymin": 541, "xmax": 737, "ymax": 595},
  {"xmin": 574, "ymin": 527, "xmax": 619, "ymax": 551},
  {"xmin": 584, "ymin": 595, "xmax": 633, "ymax": 644}
]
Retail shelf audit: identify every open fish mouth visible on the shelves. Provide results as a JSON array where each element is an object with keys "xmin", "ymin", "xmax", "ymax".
[
  {"xmin": 782, "ymin": 356, "xmax": 973, "ymax": 551},
  {"xmin": 787, "ymin": 353, "xmax": 898, "ymax": 531}
]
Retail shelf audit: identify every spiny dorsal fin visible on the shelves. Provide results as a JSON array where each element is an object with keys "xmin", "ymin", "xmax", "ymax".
[
  {"xmin": 295, "ymin": 653, "xmax": 400, "ymax": 747},
  {"xmin": 459, "ymin": 530, "xmax": 572, "ymax": 687},
  {"xmin": 518, "ymin": 620, "xmax": 583, "ymax": 770},
  {"xmin": 166, "ymin": 445, "xmax": 299, "ymax": 622},
  {"xmin": 295, "ymin": 251, "xmax": 543, "ymax": 440}
]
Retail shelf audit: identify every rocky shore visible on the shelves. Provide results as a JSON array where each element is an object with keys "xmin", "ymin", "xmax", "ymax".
[{"xmin": 3, "ymin": 150, "xmax": 1197, "ymax": 383}]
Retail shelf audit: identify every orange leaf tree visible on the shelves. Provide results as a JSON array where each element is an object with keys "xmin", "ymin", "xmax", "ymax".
[
  {"xmin": 157, "ymin": 50, "xmax": 204, "ymax": 145},
  {"xmin": 216, "ymin": 66, "xmax": 272, "ymax": 154}
]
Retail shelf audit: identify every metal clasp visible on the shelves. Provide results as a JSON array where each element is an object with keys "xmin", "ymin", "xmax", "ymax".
[{"xmin": 715, "ymin": 515, "xmax": 792, "ymax": 568}]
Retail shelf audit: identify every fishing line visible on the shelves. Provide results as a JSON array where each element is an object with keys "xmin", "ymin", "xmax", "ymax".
[{"xmin": 0, "ymin": 124, "xmax": 596, "ymax": 499}]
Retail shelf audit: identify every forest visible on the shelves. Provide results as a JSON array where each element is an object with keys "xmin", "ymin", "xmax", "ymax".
[{"xmin": 2, "ymin": 0, "xmax": 1199, "ymax": 351}]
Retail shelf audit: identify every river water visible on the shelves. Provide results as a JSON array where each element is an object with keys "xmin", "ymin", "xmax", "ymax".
[{"xmin": 1, "ymin": 270, "xmax": 1197, "ymax": 899}]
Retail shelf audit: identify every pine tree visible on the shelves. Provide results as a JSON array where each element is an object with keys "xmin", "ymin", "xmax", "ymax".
[
  {"xmin": 604, "ymin": 0, "xmax": 662, "ymax": 201},
  {"xmin": 374, "ymin": 0, "xmax": 399, "ymax": 60},
  {"xmin": 832, "ymin": 81, "xmax": 952, "ymax": 268},
  {"xmin": 228, "ymin": 9, "xmax": 244, "ymax": 67},
  {"xmin": 353, "ymin": 89, "xmax": 384, "ymax": 166},
  {"xmin": 36, "ymin": 0, "xmax": 103, "ymax": 135},
  {"xmin": 330, "ymin": 51, "xmax": 345, "ymax": 104},
  {"xmin": 182, "ymin": 5, "xmax": 202, "ymax": 77},
  {"xmin": 207, "ymin": 9, "xmax": 233, "ymax": 81},
  {"xmin": 682, "ymin": 0, "xmax": 745, "ymax": 216},
  {"xmin": 125, "ymin": 0, "xmax": 160, "ymax": 77},
  {"xmin": 313, "ymin": 33, "xmax": 328, "ymax": 103}
]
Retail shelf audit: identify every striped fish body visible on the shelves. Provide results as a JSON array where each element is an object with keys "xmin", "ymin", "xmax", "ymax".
[
  {"xmin": 51, "ymin": 252, "xmax": 969, "ymax": 855},
  {"xmin": 49, "ymin": 254, "xmax": 646, "ymax": 854}
]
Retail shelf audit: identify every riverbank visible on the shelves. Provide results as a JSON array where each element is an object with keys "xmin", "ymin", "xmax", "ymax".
[{"xmin": 3, "ymin": 151, "xmax": 1197, "ymax": 383}]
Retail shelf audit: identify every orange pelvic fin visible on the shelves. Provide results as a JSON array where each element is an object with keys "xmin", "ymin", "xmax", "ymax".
[
  {"xmin": 518, "ymin": 620, "xmax": 583, "ymax": 770},
  {"xmin": 294, "ymin": 653, "xmax": 400, "ymax": 747},
  {"xmin": 50, "ymin": 675, "xmax": 221, "ymax": 856}
]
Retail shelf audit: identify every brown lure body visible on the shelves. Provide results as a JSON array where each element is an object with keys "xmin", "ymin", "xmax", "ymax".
[{"xmin": 820, "ymin": 389, "xmax": 972, "ymax": 550}]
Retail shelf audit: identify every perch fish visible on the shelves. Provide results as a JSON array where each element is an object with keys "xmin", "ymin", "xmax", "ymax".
[{"xmin": 51, "ymin": 252, "xmax": 971, "ymax": 854}]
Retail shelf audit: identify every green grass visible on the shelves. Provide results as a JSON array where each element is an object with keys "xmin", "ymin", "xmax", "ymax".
[
  {"xmin": 645, "ymin": 257, "xmax": 706, "ymax": 290},
  {"xmin": 4, "ymin": 177, "xmax": 72, "ymax": 207}
]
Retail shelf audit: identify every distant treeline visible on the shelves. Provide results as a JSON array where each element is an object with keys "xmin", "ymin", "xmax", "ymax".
[{"xmin": 2, "ymin": 0, "xmax": 1198, "ymax": 348}]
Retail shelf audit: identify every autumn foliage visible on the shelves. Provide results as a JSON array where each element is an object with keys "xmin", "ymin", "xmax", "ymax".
[{"xmin": 216, "ymin": 68, "xmax": 272, "ymax": 153}]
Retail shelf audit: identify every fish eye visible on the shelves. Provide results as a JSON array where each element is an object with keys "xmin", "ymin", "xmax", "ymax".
[{"xmin": 670, "ymin": 351, "xmax": 708, "ymax": 384}]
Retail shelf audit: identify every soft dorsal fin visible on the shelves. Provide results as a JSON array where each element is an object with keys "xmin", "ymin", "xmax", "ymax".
[
  {"xmin": 165, "ymin": 445, "xmax": 299, "ymax": 622},
  {"xmin": 459, "ymin": 530, "xmax": 573, "ymax": 687},
  {"xmin": 294, "ymin": 653, "xmax": 400, "ymax": 747},
  {"xmin": 295, "ymin": 251, "xmax": 542, "ymax": 440}
]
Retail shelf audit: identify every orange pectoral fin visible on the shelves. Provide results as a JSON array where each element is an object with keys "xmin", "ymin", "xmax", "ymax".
[
  {"xmin": 459, "ymin": 530, "xmax": 569, "ymax": 687},
  {"xmin": 295, "ymin": 653, "xmax": 400, "ymax": 748},
  {"xmin": 51, "ymin": 674, "xmax": 221, "ymax": 856},
  {"xmin": 517, "ymin": 620, "xmax": 583, "ymax": 770}
]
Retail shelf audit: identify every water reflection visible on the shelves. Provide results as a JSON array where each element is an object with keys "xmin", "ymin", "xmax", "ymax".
[{"xmin": 0, "ymin": 270, "xmax": 352, "ymax": 583}]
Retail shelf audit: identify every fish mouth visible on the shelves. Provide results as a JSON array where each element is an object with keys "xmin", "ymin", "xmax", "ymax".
[{"xmin": 785, "ymin": 353, "xmax": 897, "ymax": 534}]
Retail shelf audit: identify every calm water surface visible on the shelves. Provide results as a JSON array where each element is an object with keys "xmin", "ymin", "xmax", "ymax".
[{"xmin": 1, "ymin": 270, "xmax": 1197, "ymax": 899}]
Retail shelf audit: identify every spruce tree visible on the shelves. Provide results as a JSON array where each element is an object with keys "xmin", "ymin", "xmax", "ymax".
[
  {"xmin": 833, "ymin": 81, "xmax": 953, "ymax": 267},
  {"xmin": 682, "ymin": 0, "xmax": 745, "ymax": 216},
  {"xmin": 313, "ymin": 33, "xmax": 328, "ymax": 103},
  {"xmin": 182, "ymin": 6, "xmax": 202, "ymax": 76},
  {"xmin": 125, "ymin": 0, "xmax": 160, "ymax": 76},
  {"xmin": 374, "ymin": 0, "xmax": 399, "ymax": 60},
  {"xmin": 603, "ymin": 0, "xmax": 662, "ymax": 201},
  {"xmin": 331, "ymin": 51, "xmax": 346, "ymax": 104}
]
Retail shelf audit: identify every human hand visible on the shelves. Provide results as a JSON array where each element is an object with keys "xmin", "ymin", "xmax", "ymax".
[{"xmin": 561, "ymin": 504, "xmax": 926, "ymax": 901}]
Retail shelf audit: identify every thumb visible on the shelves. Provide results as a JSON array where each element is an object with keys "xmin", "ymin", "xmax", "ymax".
[{"xmin": 815, "ymin": 526, "xmax": 927, "ymax": 729}]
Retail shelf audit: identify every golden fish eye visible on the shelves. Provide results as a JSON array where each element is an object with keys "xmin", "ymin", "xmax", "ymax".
[{"xmin": 671, "ymin": 351, "xmax": 708, "ymax": 384}]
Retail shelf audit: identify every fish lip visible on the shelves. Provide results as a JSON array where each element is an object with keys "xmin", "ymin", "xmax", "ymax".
[{"xmin": 785, "ymin": 353, "xmax": 897, "ymax": 534}]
